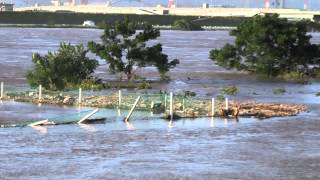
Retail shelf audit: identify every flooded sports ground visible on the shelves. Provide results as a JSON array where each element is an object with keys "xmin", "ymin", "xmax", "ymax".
[{"xmin": 0, "ymin": 28, "xmax": 320, "ymax": 179}]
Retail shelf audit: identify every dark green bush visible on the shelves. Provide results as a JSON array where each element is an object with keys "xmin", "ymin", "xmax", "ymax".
[
  {"xmin": 172, "ymin": 19, "xmax": 203, "ymax": 31},
  {"xmin": 26, "ymin": 43, "xmax": 98, "ymax": 90},
  {"xmin": 211, "ymin": 14, "xmax": 320, "ymax": 80},
  {"xmin": 221, "ymin": 85, "xmax": 239, "ymax": 96}
]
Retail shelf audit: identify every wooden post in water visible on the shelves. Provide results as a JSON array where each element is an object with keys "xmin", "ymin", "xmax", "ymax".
[
  {"xmin": 38, "ymin": 85, "xmax": 42, "ymax": 102},
  {"xmin": 0, "ymin": 82, "xmax": 3, "ymax": 99},
  {"xmin": 118, "ymin": 90, "xmax": 122, "ymax": 107},
  {"xmin": 169, "ymin": 92, "xmax": 173, "ymax": 120},
  {"xmin": 124, "ymin": 96, "xmax": 141, "ymax": 122},
  {"xmin": 225, "ymin": 97, "xmax": 229, "ymax": 110},
  {"xmin": 78, "ymin": 88, "xmax": 82, "ymax": 105},
  {"xmin": 211, "ymin": 98, "xmax": 215, "ymax": 117}
]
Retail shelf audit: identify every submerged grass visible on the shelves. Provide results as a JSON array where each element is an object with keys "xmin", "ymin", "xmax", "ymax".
[
  {"xmin": 221, "ymin": 85, "xmax": 239, "ymax": 96},
  {"xmin": 273, "ymin": 88, "xmax": 286, "ymax": 95}
]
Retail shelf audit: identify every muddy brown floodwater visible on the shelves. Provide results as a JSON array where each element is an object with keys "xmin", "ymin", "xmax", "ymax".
[{"xmin": 0, "ymin": 28, "xmax": 320, "ymax": 179}]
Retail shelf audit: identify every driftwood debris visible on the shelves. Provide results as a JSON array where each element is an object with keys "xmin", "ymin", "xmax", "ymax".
[
  {"xmin": 173, "ymin": 101, "xmax": 306, "ymax": 119},
  {"xmin": 234, "ymin": 102, "xmax": 306, "ymax": 119},
  {"xmin": 219, "ymin": 108, "xmax": 239, "ymax": 118},
  {"xmin": 215, "ymin": 101, "xmax": 306, "ymax": 119}
]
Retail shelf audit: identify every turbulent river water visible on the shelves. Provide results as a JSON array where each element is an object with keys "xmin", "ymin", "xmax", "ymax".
[{"xmin": 0, "ymin": 28, "xmax": 320, "ymax": 179}]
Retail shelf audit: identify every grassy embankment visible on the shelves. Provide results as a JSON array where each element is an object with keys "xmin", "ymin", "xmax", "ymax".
[{"xmin": 0, "ymin": 11, "xmax": 246, "ymax": 29}]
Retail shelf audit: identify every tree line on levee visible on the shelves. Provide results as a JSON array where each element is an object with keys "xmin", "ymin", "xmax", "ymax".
[{"xmin": 26, "ymin": 14, "xmax": 320, "ymax": 91}]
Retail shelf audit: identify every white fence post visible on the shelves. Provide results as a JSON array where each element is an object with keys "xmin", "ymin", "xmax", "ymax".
[
  {"xmin": 164, "ymin": 94, "xmax": 167, "ymax": 110},
  {"xmin": 0, "ymin": 82, "xmax": 3, "ymax": 99},
  {"xmin": 182, "ymin": 98, "xmax": 185, "ymax": 112},
  {"xmin": 124, "ymin": 96, "xmax": 141, "ymax": 122},
  {"xmin": 78, "ymin": 88, "xmax": 82, "ymax": 105},
  {"xmin": 225, "ymin": 97, "xmax": 229, "ymax": 110},
  {"xmin": 211, "ymin": 98, "xmax": 215, "ymax": 117},
  {"xmin": 38, "ymin": 85, "xmax": 42, "ymax": 101},
  {"xmin": 170, "ymin": 92, "xmax": 173, "ymax": 119},
  {"xmin": 118, "ymin": 90, "xmax": 122, "ymax": 107}
]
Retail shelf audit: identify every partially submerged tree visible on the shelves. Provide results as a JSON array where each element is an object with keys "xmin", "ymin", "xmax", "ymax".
[
  {"xmin": 26, "ymin": 43, "xmax": 98, "ymax": 90},
  {"xmin": 210, "ymin": 14, "xmax": 320, "ymax": 79},
  {"xmin": 172, "ymin": 19, "xmax": 203, "ymax": 31},
  {"xmin": 88, "ymin": 18, "xmax": 179, "ymax": 80}
]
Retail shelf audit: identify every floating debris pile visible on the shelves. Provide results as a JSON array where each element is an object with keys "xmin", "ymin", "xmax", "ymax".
[
  {"xmin": 235, "ymin": 102, "xmax": 307, "ymax": 118},
  {"xmin": 172, "ymin": 101, "xmax": 307, "ymax": 119}
]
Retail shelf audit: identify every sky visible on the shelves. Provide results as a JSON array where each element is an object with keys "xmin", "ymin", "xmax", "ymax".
[{"xmin": 10, "ymin": 0, "xmax": 320, "ymax": 10}]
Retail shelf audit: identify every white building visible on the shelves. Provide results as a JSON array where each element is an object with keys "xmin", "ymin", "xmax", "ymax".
[{"xmin": 0, "ymin": 3, "xmax": 13, "ymax": 11}]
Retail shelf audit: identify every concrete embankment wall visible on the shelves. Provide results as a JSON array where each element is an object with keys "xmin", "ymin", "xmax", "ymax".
[{"xmin": 15, "ymin": 6, "xmax": 320, "ymax": 20}]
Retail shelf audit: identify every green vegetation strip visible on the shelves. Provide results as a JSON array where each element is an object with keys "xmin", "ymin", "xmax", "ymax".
[{"xmin": 0, "ymin": 11, "xmax": 247, "ymax": 26}]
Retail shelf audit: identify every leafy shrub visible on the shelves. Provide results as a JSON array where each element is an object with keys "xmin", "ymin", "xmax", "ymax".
[
  {"xmin": 221, "ymin": 85, "xmax": 239, "ymax": 96},
  {"xmin": 88, "ymin": 18, "xmax": 179, "ymax": 81},
  {"xmin": 26, "ymin": 43, "xmax": 98, "ymax": 90},
  {"xmin": 216, "ymin": 94, "xmax": 225, "ymax": 102},
  {"xmin": 273, "ymin": 88, "xmax": 286, "ymax": 95},
  {"xmin": 138, "ymin": 81, "xmax": 152, "ymax": 89},
  {"xmin": 210, "ymin": 14, "xmax": 320, "ymax": 79},
  {"xmin": 172, "ymin": 19, "xmax": 203, "ymax": 31},
  {"xmin": 280, "ymin": 72, "xmax": 309, "ymax": 84},
  {"xmin": 78, "ymin": 78, "xmax": 104, "ymax": 91},
  {"xmin": 184, "ymin": 91, "xmax": 196, "ymax": 97}
]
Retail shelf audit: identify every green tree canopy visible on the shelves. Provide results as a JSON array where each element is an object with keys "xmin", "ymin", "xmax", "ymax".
[
  {"xmin": 88, "ymin": 18, "xmax": 179, "ymax": 80},
  {"xmin": 26, "ymin": 43, "xmax": 98, "ymax": 90},
  {"xmin": 210, "ymin": 14, "xmax": 320, "ymax": 78},
  {"xmin": 172, "ymin": 19, "xmax": 203, "ymax": 31}
]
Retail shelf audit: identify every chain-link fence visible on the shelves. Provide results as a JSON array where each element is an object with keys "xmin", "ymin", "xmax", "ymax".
[
  {"xmin": 0, "ymin": 83, "xmax": 230, "ymax": 127},
  {"xmin": 0, "ymin": 83, "xmax": 305, "ymax": 128}
]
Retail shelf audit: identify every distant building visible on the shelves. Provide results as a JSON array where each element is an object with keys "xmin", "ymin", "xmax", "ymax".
[
  {"xmin": 0, "ymin": 3, "xmax": 13, "ymax": 12},
  {"xmin": 51, "ymin": 0, "xmax": 64, "ymax": 6},
  {"xmin": 202, "ymin": 3, "xmax": 209, "ymax": 9}
]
